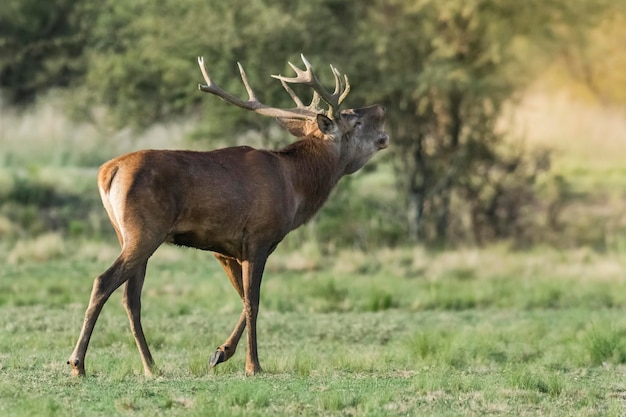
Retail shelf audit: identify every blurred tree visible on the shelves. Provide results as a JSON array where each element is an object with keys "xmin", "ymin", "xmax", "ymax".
[
  {"xmin": 355, "ymin": 0, "xmax": 613, "ymax": 245},
  {"xmin": 1, "ymin": 0, "xmax": 618, "ymax": 247},
  {"xmin": 68, "ymin": 0, "xmax": 362, "ymax": 137},
  {"xmin": 0, "ymin": 0, "xmax": 93, "ymax": 105},
  {"xmin": 555, "ymin": 6, "xmax": 626, "ymax": 105}
]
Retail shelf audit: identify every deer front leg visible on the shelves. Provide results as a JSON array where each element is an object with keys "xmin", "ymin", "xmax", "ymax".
[
  {"xmin": 210, "ymin": 254, "xmax": 246, "ymax": 367},
  {"xmin": 209, "ymin": 253, "xmax": 267, "ymax": 375},
  {"xmin": 241, "ymin": 256, "xmax": 266, "ymax": 376}
]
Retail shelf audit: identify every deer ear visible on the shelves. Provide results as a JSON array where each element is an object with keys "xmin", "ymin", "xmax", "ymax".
[{"xmin": 316, "ymin": 114, "xmax": 335, "ymax": 135}]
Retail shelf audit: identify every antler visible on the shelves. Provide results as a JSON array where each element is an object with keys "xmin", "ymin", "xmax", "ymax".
[
  {"xmin": 271, "ymin": 54, "xmax": 350, "ymax": 119},
  {"xmin": 197, "ymin": 55, "xmax": 350, "ymax": 121},
  {"xmin": 197, "ymin": 56, "xmax": 315, "ymax": 120}
]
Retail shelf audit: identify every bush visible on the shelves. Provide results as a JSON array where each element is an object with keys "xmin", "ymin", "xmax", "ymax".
[{"xmin": 0, "ymin": 172, "xmax": 110, "ymax": 241}]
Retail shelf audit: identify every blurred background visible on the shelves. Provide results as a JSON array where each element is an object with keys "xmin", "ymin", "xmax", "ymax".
[{"xmin": 1, "ymin": 0, "xmax": 626, "ymax": 262}]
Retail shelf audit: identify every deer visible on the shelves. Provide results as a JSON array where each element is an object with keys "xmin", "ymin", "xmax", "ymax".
[{"xmin": 67, "ymin": 54, "xmax": 389, "ymax": 377}]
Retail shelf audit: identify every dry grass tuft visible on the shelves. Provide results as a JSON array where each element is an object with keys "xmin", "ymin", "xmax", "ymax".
[
  {"xmin": 0, "ymin": 98, "xmax": 198, "ymax": 168},
  {"xmin": 267, "ymin": 241, "xmax": 322, "ymax": 273},
  {"xmin": 7, "ymin": 233, "xmax": 66, "ymax": 265}
]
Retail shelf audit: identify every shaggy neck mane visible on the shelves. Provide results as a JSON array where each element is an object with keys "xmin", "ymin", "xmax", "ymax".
[{"xmin": 274, "ymin": 136, "xmax": 341, "ymax": 227}]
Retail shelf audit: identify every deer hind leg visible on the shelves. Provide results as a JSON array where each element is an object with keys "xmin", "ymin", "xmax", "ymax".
[
  {"xmin": 68, "ymin": 242, "xmax": 159, "ymax": 377},
  {"xmin": 122, "ymin": 261, "xmax": 155, "ymax": 377},
  {"xmin": 68, "ymin": 255, "xmax": 132, "ymax": 376},
  {"xmin": 210, "ymin": 254, "xmax": 247, "ymax": 368}
]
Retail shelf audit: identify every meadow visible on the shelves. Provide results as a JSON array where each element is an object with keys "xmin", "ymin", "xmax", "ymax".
[
  {"xmin": 2, "ymin": 243, "xmax": 626, "ymax": 416},
  {"xmin": 2, "ymin": 94, "xmax": 626, "ymax": 416}
]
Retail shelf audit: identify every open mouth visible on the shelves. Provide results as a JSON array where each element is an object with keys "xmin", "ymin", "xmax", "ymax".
[{"xmin": 377, "ymin": 132, "xmax": 390, "ymax": 149}]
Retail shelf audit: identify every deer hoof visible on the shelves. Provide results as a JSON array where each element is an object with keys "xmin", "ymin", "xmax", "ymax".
[
  {"xmin": 245, "ymin": 365, "xmax": 262, "ymax": 376},
  {"xmin": 209, "ymin": 350, "xmax": 225, "ymax": 367},
  {"xmin": 68, "ymin": 358, "xmax": 85, "ymax": 377}
]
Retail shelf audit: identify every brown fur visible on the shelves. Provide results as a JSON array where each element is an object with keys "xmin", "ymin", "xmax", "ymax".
[{"xmin": 68, "ymin": 84, "xmax": 389, "ymax": 377}]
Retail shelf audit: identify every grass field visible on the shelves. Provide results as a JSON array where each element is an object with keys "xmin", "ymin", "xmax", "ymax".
[{"xmin": 2, "ymin": 242, "xmax": 626, "ymax": 416}]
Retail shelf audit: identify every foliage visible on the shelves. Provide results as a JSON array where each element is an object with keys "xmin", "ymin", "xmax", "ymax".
[
  {"xmin": 68, "ymin": 0, "xmax": 363, "ymax": 134},
  {"xmin": 354, "ymin": 0, "xmax": 616, "ymax": 245},
  {"xmin": 1, "ymin": 0, "xmax": 624, "ymax": 248},
  {"xmin": 541, "ymin": 1, "xmax": 626, "ymax": 105},
  {"xmin": 0, "ymin": 168, "xmax": 108, "ymax": 241},
  {"xmin": 0, "ymin": 0, "xmax": 93, "ymax": 104}
]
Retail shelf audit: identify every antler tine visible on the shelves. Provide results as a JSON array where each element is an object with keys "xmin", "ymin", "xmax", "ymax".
[
  {"xmin": 271, "ymin": 54, "xmax": 350, "ymax": 118},
  {"xmin": 197, "ymin": 56, "xmax": 315, "ymax": 120},
  {"xmin": 339, "ymin": 75, "xmax": 350, "ymax": 104},
  {"xmin": 197, "ymin": 56, "xmax": 214, "ymax": 90},
  {"xmin": 279, "ymin": 79, "xmax": 305, "ymax": 108},
  {"xmin": 279, "ymin": 79, "xmax": 323, "ymax": 112},
  {"xmin": 272, "ymin": 59, "xmax": 314, "ymax": 85},
  {"xmin": 331, "ymin": 66, "xmax": 351, "ymax": 105},
  {"xmin": 309, "ymin": 91, "xmax": 322, "ymax": 111},
  {"xmin": 237, "ymin": 62, "xmax": 258, "ymax": 102},
  {"xmin": 198, "ymin": 56, "xmax": 253, "ymax": 108}
]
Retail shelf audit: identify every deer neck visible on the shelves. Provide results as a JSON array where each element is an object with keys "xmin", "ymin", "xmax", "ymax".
[{"xmin": 276, "ymin": 138, "xmax": 342, "ymax": 227}]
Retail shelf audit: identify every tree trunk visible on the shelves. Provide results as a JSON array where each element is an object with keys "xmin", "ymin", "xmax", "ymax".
[
  {"xmin": 435, "ymin": 190, "xmax": 450, "ymax": 245},
  {"xmin": 407, "ymin": 188, "xmax": 425, "ymax": 243}
]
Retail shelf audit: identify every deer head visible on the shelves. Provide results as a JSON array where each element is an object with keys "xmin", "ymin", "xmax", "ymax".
[{"xmin": 198, "ymin": 54, "xmax": 389, "ymax": 172}]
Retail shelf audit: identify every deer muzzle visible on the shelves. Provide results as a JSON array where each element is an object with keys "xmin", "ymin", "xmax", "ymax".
[{"xmin": 377, "ymin": 132, "xmax": 390, "ymax": 149}]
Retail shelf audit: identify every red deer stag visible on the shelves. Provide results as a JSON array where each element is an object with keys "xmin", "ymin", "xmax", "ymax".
[{"xmin": 67, "ymin": 54, "xmax": 389, "ymax": 377}]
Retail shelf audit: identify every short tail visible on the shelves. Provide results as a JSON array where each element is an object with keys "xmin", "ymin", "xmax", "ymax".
[{"xmin": 98, "ymin": 164, "xmax": 120, "ymax": 195}]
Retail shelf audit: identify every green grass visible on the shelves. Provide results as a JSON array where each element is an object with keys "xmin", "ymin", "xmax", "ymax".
[{"xmin": 2, "ymin": 243, "xmax": 626, "ymax": 416}]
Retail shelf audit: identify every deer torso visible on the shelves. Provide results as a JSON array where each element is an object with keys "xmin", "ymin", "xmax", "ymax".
[{"xmin": 100, "ymin": 138, "xmax": 340, "ymax": 259}]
